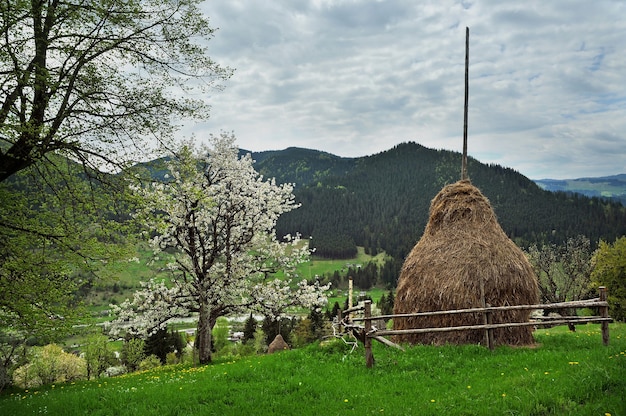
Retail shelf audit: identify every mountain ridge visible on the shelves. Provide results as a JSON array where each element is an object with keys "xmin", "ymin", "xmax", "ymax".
[{"xmin": 243, "ymin": 142, "xmax": 626, "ymax": 260}]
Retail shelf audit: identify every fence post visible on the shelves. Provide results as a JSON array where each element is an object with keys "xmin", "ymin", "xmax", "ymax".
[
  {"xmin": 599, "ymin": 286, "xmax": 609, "ymax": 346},
  {"xmin": 364, "ymin": 300, "xmax": 374, "ymax": 368},
  {"xmin": 479, "ymin": 278, "xmax": 493, "ymax": 349},
  {"xmin": 348, "ymin": 277, "xmax": 354, "ymax": 321},
  {"xmin": 337, "ymin": 308, "xmax": 343, "ymax": 333},
  {"xmin": 485, "ymin": 303, "xmax": 494, "ymax": 350}
]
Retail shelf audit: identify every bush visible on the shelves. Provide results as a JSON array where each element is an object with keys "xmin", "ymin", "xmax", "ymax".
[
  {"xmin": 144, "ymin": 328, "xmax": 185, "ymax": 364},
  {"xmin": 121, "ymin": 338, "xmax": 145, "ymax": 372},
  {"xmin": 592, "ymin": 236, "xmax": 626, "ymax": 321},
  {"xmin": 84, "ymin": 333, "xmax": 117, "ymax": 380},
  {"xmin": 293, "ymin": 318, "xmax": 316, "ymax": 348},
  {"xmin": 12, "ymin": 344, "xmax": 87, "ymax": 388},
  {"xmin": 104, "ymin": 366, "xmax": 126, "ymax": 377},
  {"xmin": 212, "ymin": 317, "xmax": 230, "ymax": 353},
  {"xmin": 166, "ymin": 352, "xmax": 178, "ymax": 365},
  {"xmin": 138, "ymin": 355, "xmax": 162, "ymax": 371}
]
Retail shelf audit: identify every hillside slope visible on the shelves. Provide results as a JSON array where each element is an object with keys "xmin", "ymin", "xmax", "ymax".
[{"xmin": 250, "ymin": 142, "xmax": 626, "ymax": 259}]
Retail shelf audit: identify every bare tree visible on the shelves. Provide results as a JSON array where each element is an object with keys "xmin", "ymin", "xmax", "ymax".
[{"xmin": 526, "ymin": 235, "xmax": 594, "ymax": 314}]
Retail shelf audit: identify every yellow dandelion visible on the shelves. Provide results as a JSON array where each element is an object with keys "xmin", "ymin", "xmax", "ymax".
[
  {"xmin": 430, "ymin": 399, "xmax": 436, "ymax": 403},
  {"xmin": 502, "ymin": 393, "xmax": 506, "ymax": 398},
  {"xmin": 568, "ymin": 361, "xmax": 579, "ymax": 365},
  {"xmin": 544, "ymin": 372, "xmax": 549, "ymax": 375},
  {"xmin": 467, "ymin": 385, "xmax": 471, "ymax": 389},
  {"xmin": 344, "ymin": 399, "xmax": 349, "ymax": 403}
]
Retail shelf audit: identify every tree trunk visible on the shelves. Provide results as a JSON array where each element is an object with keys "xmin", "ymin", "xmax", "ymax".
[{"xmin": 196, "ymin": 301, "xmax": 213, "ymax": 364}]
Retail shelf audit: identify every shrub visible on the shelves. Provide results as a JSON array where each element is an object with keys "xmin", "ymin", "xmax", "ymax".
[
  {"xmin": 121, "ymin": 338, "xmax": 145, "ymax": 372},
  {"xmin": 293, "ymin": 318, "xmax": 316, "ymax": 348},
  {"xmin": 166, "ymin": 352, "xmax": 178, "ymax": 365},
  {"xmin": 212, "ymin": 317, "xmax": 230, "ymax": 353},
  {"xmin": 84, "ymin": 333, "xmax": 117, "ymax": 380},
  {"xmin": 12, "ymin": 364, "xmax": 39, "ymax": 389},
  {"xmin": 242, "ymin": 314, "xmax": 257, "ymax": 344},
  {"xmin": 592, "ymin": 236, "xmax": 626, "ymax": 321},
  {"xmin": 12, "ymin": 344, "xmax": 87, "ymax": 388},
  {"xmin": 138, "ymin": 355, "xmax": 161, "ymax": 371},
  {"xmin": 144, "ymin": 328, "xmax": 185, "ymax": 364},
  {"xmin": 104, "ymin": 366, "xmax": 126, "ymax": 377}
]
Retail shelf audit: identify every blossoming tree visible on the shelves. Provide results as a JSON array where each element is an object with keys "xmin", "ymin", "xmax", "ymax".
[{"xmin": 108, "ymin": 133, "xmax": 329, "ymax": 364}]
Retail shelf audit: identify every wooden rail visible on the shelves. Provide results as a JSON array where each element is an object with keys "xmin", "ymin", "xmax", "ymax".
[{"xmin": 338, "ymin": 287, "xmax": 612, "ymax": 368}]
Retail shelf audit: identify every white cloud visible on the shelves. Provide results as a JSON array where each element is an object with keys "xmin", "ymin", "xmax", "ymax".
[{"xmin": 188, "ymin": 0, "xmax": 626, "ymax": 179}]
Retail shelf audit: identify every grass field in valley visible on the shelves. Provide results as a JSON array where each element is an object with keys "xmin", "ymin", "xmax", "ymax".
[
  {"xmin": 87, "ymin": 245, "xmax": 385, "ymax": 311},
  {"xmin": 2, "ymin": 324, "xmax": 624, "ymax": 415}
]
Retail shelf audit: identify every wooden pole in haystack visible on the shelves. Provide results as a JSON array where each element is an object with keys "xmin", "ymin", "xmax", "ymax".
[{"xmin": 461, "ymin": 27, "xmax": 469, "ymax": 181}]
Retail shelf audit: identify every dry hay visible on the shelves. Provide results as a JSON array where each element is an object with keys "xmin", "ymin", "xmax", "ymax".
[
  {"xmin": 393, "ymin": 179, "xmax": 538, "ymax": 346},
  {"xmin": 268, "ymin": 334, "xmax": 290, "ymax": 353}
]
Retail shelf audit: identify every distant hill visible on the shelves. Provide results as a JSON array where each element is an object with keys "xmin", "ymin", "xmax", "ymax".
[
  {"xmin": 534, "ymin": 174, "xmax": 626, "ymax": 206},
  {"xmin": 247, "ymin": 142, "xmax": 626, "ymax": 260},
  {"xmin": 133, "ymin": 142, "xmax": 626, "ymax": 262}
]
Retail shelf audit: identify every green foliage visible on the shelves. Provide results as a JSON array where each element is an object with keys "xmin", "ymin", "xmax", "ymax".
[
  {"xmin": 12, "ymin": 344, "xmax": 86, "ymax": 389},
  {"xmin": 1, "ymin": 324, "xmax": 624, "ymax": 415},
  {"xmin": 137, "ymin": 355, "xmax": 161, "ymax": 372},
  {"xmin": 165, "ymin": 352, "xmax": 179, "ymax": 366},
  {"xmin": 242, "ymin": 314, "xmax": 257, "ymax": 345},
  {"xmin": 0, "ymin": 0, "xmax": 231, "ymax": 181},
  {"xmin": 292, "ymin": 319, "xmax": 316, "ymax": 348},
  {"xmin": 377, "ymin": 290, "xmax": 395, "ymax": 316},
  {"xmin": 262, "ymin": 317, "xmax": 295, "ymax": 346},
  {"xmin": 120, "ymin": 338, "xmax": 145, "ymax": 373},
  {"xmin": 144, "ymin": 329, "xmax": 185, "ymax": 365},
  {"xmin": 592, "ymin": 237, "xmax": 626, "ymax": 321},
  {"xmin": 291, "ymin": 307, "xmax": 329, "ymax": 348},
  {"xmin": 212, "ymin": 318, "xmax": 230, "ymax": 354},
  {"xmin": 252, "ymin": 328, "xmax": 267, "ymax": 354},
  {"xmin": 0, "ymin": 158, "xmax": 136, "ymax": 388},
  {"xmin": 83, "ymin": 334, "xmax": 117, "ymax": 380}
]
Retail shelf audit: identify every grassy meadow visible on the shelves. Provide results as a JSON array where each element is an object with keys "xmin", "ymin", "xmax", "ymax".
[
  {"xmin": 2, "ymin": 323, "xmax": 625, "ymax": 415},
  {"xmin": 85, "ymin": 245, "xmax": 387, "ymax": 317}
]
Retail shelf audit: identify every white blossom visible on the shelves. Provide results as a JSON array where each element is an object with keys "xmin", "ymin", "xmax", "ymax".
[{"xmin": 107, "ymin": 133, "xmax": 329, "ymax": 362}]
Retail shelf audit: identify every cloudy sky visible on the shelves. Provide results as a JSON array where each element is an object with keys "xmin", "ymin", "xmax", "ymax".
[{"xmin": 188, "ymin": 0, "xmax": 626, "ymax": 179}]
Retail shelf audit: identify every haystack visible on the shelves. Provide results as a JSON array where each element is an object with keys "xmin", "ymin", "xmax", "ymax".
[
  {"xmin": 393, "ymin": 179, "xmax": 538, "ymax": 346},
  {"xmin": 268, "ymin": 334, "xmax": 290, "ymax": 353}
]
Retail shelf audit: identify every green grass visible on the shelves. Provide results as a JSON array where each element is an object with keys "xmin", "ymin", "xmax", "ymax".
[
  {"xmin": 297, "ymin": 246, "xmax": 388, "ymax": 280},
  {"xmin": 85, "ymin": 245, "xmax": 383, "ymax": 317},
  {"xmin": 3, "ymin": 324, "xmax": 625, "ymax": 415}
]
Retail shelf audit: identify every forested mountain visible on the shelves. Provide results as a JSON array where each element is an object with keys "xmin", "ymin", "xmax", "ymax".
[{"xmin": 246, "ymin": 142, "xmax": 626, "ymax": 260}]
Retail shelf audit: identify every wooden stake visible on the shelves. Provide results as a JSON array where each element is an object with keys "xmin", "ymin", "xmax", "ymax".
[
  {"xmin": 348, "ymin": 276, "xmax": 353, "ymax": 320},
  {"xmin": 364, "ymin": 300, "xmax": 375, "ymax": 367},
  {"xmin": 461, "ymin": 26, "xmax": 469, "ymax": 181},
  {"xmin": 599, "ymin": 286, "xmax": 610, "ymax": 346}
]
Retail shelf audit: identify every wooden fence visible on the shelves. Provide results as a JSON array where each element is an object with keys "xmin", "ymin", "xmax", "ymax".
[{"xmin": 338, "ymin": 286, "xmax": 612, "ymax": 367}]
